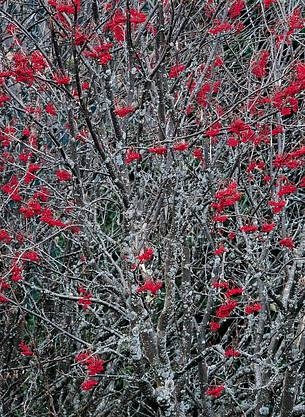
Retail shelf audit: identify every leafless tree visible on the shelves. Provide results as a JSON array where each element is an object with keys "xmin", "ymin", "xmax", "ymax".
[{"xmin": 0, "ymin": 1, "xmax": 305, "ymax": 416}]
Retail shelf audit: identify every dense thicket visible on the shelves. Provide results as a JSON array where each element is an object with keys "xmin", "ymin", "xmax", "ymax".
[{"xmin": 0, "ymin": 1, "xmax": 305, "ymax": 416}]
